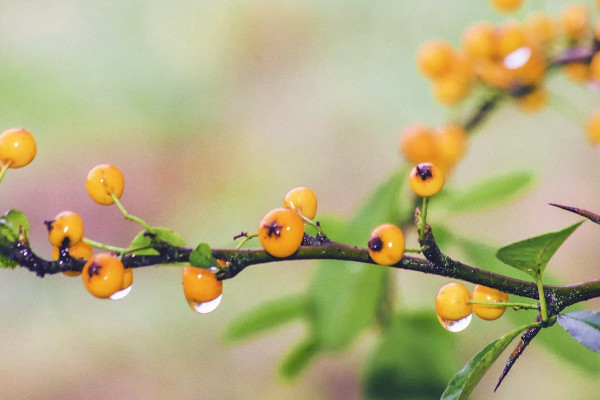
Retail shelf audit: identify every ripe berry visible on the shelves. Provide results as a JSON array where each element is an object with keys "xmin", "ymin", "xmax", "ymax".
[
  {"xmin": 560, "ymin": 4, "xmax": 589, "ymax": 38},
  {"xmin": 367, "ymin": 224, "xmax": 405, "ymax": 266},
  {"xmin": 471, "ymin": 284, "xmax": 509, "ymax": 320},
  {"xmin": 52, "ymin": 240, "xmax": 93, "ymax": 277},
  {"xmin": 563, "ymin": 62, "xmax": 590, "ymax": 83},
  {"xmin": 398, "ymin": 125, "xmax": 438, "ymax": 165},
  {"xmin": 436, "ymin": 124, "xmax": 467, "ymax": 170},
  {"xmin": 585, "ymin": 110, "xmax": 600, "ymax": 144},
  {"xmin": 504, "ymin": 46, "xmax": 546, "ymax": 85},
  {"xmin": 258, "ymin": 208, "xmax": 304, "ymax": 258},
  {"xmin": 435, "ymin": 282, "xmax": 472, "ymax": 321},
  {"xmin": 182, "ymin": 266, "xmax": 222, "ymax": 304},
  {"xmin": 0, "ymin": 128, "xmax": 36, "ymax": 168},
  {"xmin": 462, "ymin": 21, "xmax": 496, "ymax": 61},
  {"xmin": 408, "ymin": 163, "xmax": 445, "ymax": 198},
  {"xmin": 284, "ymin": 187, "xmax": 318, "ymax": 220},
  {"xmin": 495, "ymin": 21, "xmax": 529, "ymax": 58},
  {"xmin": 489, "ymin": 0, "xmax": 524, "ymax": 13},
  {"xmin": 416, "ymin": 40, "xmax": 456, "ymax": 79},
  {"xmin": 525, "ymin": 13, "xmax": 557, "ymax": 46},
  {"xmin": 46, "ymin": 211, "xmax": 85, "ymax": 247},
  {"xmin": 82, "ymin": 253, "xmax": 125, "ymax": 299},
  {"xmin": 432, "ymin": 73, "xmax": 470, "ymax": 106},
  {"xmin": 86, "ymin": 164, "xmax": 125, "ymax": 205},
  {"xmin": 110, "ymin": 268, "xmax": 134, "ymax": 300}
]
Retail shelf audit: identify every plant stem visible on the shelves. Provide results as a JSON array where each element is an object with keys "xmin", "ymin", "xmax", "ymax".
[
  {"xmin": 536, "ymin": 274, "xmax": 549, "ymax": 322},
  {"xmin": 82, "ymin": 238, "xmax": 129, "ymax": 255},
  {"xmin": 111, "ymin": 193, "xmax": 151, "ymax": 231},
  {"xmin": 419, "ymin": 197, "xmax": 429, "ymax": 241},
  {"xmin": 0, "ymin": 161, "xmax": 12, "ymax": 184},
  {"xmin": 469, "ymin": 300, "xmax": 539, "ymax": 310}
]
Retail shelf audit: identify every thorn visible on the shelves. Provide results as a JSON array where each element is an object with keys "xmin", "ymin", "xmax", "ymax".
[
  {"xmin": 495, "ymin": 324, "xmax": 541, "ymax": 392},
  {"xmin": 549, "ymin": 203, "xmax": 600, "ymax": 225}
]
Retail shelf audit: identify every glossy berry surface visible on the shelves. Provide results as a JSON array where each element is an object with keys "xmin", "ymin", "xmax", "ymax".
[
  {"xmin": 472, "ymin": 284, "xmax": 509, "ymax": 321},
  {"xmin": 435, "ymin": 282, "xmax": 472, "ymax": 321},
  {"xmin": 0, "ymin": 128, "xmax": 36, "ymax": 168},
  {"xmin": 82, "ymin": 253, "xmax": 125, "ymax": 299},
  {"xmin": 52, "ymin": 240, "xmax": 93, "ymax": 277},
  {"xmin": 86, "ymin": 164, "xmax": 125, "ymax": 205},
  {"xmin": 367, "ymin": 223, "xmax": 405, "ymax": 266},
  {"xmin": 408, "ymin": 162, "xmax": 445, "ymax": 197},
  {"xmin": 182, "ymin": 266, "xmax": 222, "ymax": 304},
  {"xmin": 284, "ymin": 187, "xmax": 318, "ymax": 220},
  {"xmin": 46, "ymin": 211, "xmax": 85, "ymax": 247},
  {"xmin": 258, "ymin": 207, "xmax": 304, "ymax": 258}
]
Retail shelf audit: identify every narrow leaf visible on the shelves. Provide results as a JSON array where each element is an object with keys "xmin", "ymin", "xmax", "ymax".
[
  {"xmin": 224, "ymin": 295, "xmax": 307, "ymax": 342},
  {"xmin": 278, "ymin": 336, "xmax": 320, "ymax": 380},
  {"xmin": 441, "ymin": 324, "xmax": 533, "ymax": 400},
  {"xmin": 443, "ymin": 171, "xmax": 534, "ymax": 213},
  {"xmin": 128, "ymin": 227, "xmax": 188, "ymax": 255},
  {"xmin": 189, "ymin": 243, "xmax": 216, "ymax": 269},
  {"xmin": 495, "ymin": 221, "xmax": 583, "ymax": 279},
  {"xmin": 0, "ymin": 209, "xmax": 29, "ymax": 242},
  {"xmin": 558, "ymin": 310, "xmax": 600, "ymax": 353}
]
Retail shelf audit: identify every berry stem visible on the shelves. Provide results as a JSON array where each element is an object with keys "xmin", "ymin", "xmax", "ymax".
[
  {"xmin": 82, "ymin": 238, "xmax": 129, "ymax": 255},
  {"xmin": 111, "ymin": 193, "xmax": 151, "ymax": 231},
  {"xmin": 419, "ymin": 197, "xmax": 430, "ymax": 241},
  {"xmin": 468, "ymin": 300, "xmax": 539, "ymax": 310},
  {"xmin": 235, "ymin": 233, "xmax": 258, "ymax": 249},
  {"xmin": 536, "ymin": 274, "xmax": 549, "ymax": 323},
  {"xmin": 0, "ymin": 161, "xmax": 12, "ymax": 185}
]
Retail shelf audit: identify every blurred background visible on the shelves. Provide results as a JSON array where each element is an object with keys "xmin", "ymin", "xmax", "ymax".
[{"xmin": 1, "ymin": 0, "xmax": 600, "ymax": 398}]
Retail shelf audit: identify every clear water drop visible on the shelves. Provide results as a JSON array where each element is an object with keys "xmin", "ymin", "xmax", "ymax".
[
  {"xmin": 188, "ymin": 294, "xmax": 222, "ymax": 314},
  {"xmin": 437, "ymin": 313, "xmax": 472, "ymax": 332},
  {"xmin": 110, "ymin": 285, "xmax": 133, "ymax": 301},
  {"xmin": 504, "ymin": 47, "xmax": 531, "ymax": 70}
]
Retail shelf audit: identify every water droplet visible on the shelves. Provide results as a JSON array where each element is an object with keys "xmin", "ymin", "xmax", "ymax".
[
  {"xmin": 110, "ymin": 285, "xmax": 133, "ymax": 301},
  {"xmin": 504, "ymin": 47, "xmax": 531, "ymax": 70},
  {"xmin": 188, "ymin": 294, "xmax": 222, "ymax": 314},
  {"xmin": 437, "ymin": 313, "xmax": 472, "ymax": 332}
]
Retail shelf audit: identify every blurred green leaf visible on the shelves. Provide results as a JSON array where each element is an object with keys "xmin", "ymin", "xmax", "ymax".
[
  {"xmin": 129, "ymin": 227, "xmax": 188, "ymax": 255},
  {"xmin": 442, "ymin": 172, "xmax": 534, "ymax": 213},
  {"xmin": 441, "ymin": 324, "xmax": 532, "ymax": 400},
  {"xmin": 362, "ymin": 312, "xmax": 458, "ymax": 400},
  {"xmin": 189, "ymin": 243, "xmax": 216, "ymax": 269},
  {"xmin": 0, "ymin": 255, "xmax": 17, "ymax": 269},
  {"xmin": 224, "ymin": 295, "xmax": 307, "ymax": 342},
  {"xmin": 558, "ymin": 311, "xmax": 600, "ymax": 353},
  {"xmin": 496, "ymin": 221, "xmax": 583, "ymax": 279},
  {"xmin": 278, "ymin": 336, "xmax": 320, "ymax": 380},
  {"xmin": 0, "ymin": 209, "xmax": 29, "ymax": 242}
]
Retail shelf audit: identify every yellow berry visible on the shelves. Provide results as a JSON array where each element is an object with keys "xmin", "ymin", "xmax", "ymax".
[
  {"xmin": 504, "ymin": 46, "xmax": 546, "ymax": 85},
  {"xmin": 435, "ymin": 282, "xmax": 472, "ymax": 321},
  {"xmin": 436, "ymin": 124, "xmax": 467, "ymax": 169},
  {"xmin": 516, "ymin": 86, "xmax": 547, "ymax": 113},
  {"xmin": 85, "ymin": 164, "xmax": 125, "ymax": 205},
  {"xmin": 0, "ymin": 128, "xmax": 36, "ymax": 168},
  {"xmin": 258, "ymin": 207, "xmax": 304, "ymax": 258},
  {"xmin": 284, "ymin": 187, "xmax": 318, "ymax": 220},
  {"xmin": 495, "ymin": 21, "xmax": 530, "ymax": 58},
  {"xmin": 476, "ymin": 60, "xmax": 512, "ymax": 89},
  {"xmin": 472, "ymin": 284, "xmax": 509, "ymax": 320},
  {"xmin": 560, "ymin": 4, "xmax": 589, "ymax": 38},
  {"xmin": 398, "ymin": 125, "xmax": 438, "ymax": 164},
  {"xmin": 489, "ymin": 0, "xmax": 524, "ymax": 14},
  {"xmin": 52, "ymin": 240, "xmax": 93, "ymax": 277},
  {"xmin": 46, "ymin": 211, "xmax": 84, "ymax": 247},
  {"xmin": 462, "ymin": 21, "xmax": 496, "ymax": 61},
  {"xmin": 408, "ymin": 163, "xmax": 445, "ymax": 198},
  {"xmin": 367, "ymin": 224, "xmax": 405, "ymax": 266},
  {"xmin": 82, "ymin": 253, "xmax": 125, "ymax": 299},
  {"xmin": 432, "ymin": 72, "xmax": 470, "ymax": 106},
  {"xmin": 525, "ymin": 13, "xmax": 557, "ymax": 46},
  {"xmin": 416, "ymin": 40, "xmax": 456, "ymax": 79},
  {"xmin": 586, "ymin": 110, "xmax": 600, "ymax": 144},
  {"xmin": 182, "ymin": 266, "xmax": 222, "ymax": 304},
  {"xmin": 563, "ymin": 62, "xmax": 590, "ymax": 83}
]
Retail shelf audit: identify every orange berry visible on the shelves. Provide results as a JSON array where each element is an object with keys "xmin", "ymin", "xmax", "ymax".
[
  {"xmin": 436, "ymin": 124, "xmax": 467, "ymax": 169},
  {"xmin": 0, "ymin": 128, "xmax": 36, "ymax": 168},
  {"xmin": 525, "ymin": 13, "xmax": 557, "ymax": 46},
  {"xmin": 85, "ymin": 164, "xmax": 125, "ymax": 205},
  {"xmin": 516, "ymin": 86, "xmax": 547, "ymax": 113},
  {"xmin": 416, "ymin": 40, "xmax": 456, "ymax": 79},
  {"xmin": 586, "ymin": 110, "xmax": 600, "ymax": 144},
  {"xmin": 560, "ymin": 4, "xmax": 589, "ymax": 38},
  {"xmin": 589, "ymin": 52, "xmax": 600, "ymax": 83},
  {"xmin": 432, "ymin": 72, "xmax": 470, "ymax": 106},
  {"xmin": 435, "ymin": 282, "xmax": 472, "ymax": 322},
  {"xmin": 504, "ymin": 46, "xmax": 546, "ymax": 85},
  {"xmin": 563, "ymin": 62, "xmax": 590, "ymax": 83},
  {"xmin": 489, "ymin": 0, "xmax": 524, "ymax": 13},
  {"xmin": 462, "ymin": 21, "xmax": 496, "ymax": 61},
  {"xmin": 495, "ymin": 21, "xmax": 530, "ymax": 58},
  {"xmin": 367, "ymin": 224, "xmax": 405, "ymax": 266},
  {"xmin": 82, "ymin": 253, "xmax": 125, "ymax": 299},
  {"xmin": 476, "ymin": 60, "xmax": 512, "ymax": 89},
  {"xmin": 471, "ymin": 284, "xmax": 509, "ymax": 320},
  {"xmin": 408, "ymin": 163, "xmax": 445, "ymax": 198},
  {"xmin": 398, "ymin": 125, "xmax": 438, "ymax": 164},
  {"xmin": 52, "ymin": 240, "xmax": 93, "ymax": 277},
  {"xmin": 258, "ymin": 208, "xmax": 304, "ymax": 258},
  {"xmin": 283, "ymin": 187, "xmax": 318, "ymax": 220},
  {"xmin": 46, "ymin": 211, "xmax": 84, "ymax": 247},
  {"xmin": 182, "ymin": 266, "xmax": 222, "ymax": 304}
]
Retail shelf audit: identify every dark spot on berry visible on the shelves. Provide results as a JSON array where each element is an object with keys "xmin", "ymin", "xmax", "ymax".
[
  {"xmin": 264, "ymin": 221, "xmax": 283, "ymax": 238},
  {"xmin": 43, "ymin": 220, "xmax": 55, "ymax": 233},
  {"xmin": 87, "ymin": 261, "xmax": 102, "ymax": 281},
  {"xmin": 416, "ymin": 164, "xmax": 433, "ymax": 181},
  {"xmin": 368, "ymin": 236, "xmax": 383, "ymax": 252}
]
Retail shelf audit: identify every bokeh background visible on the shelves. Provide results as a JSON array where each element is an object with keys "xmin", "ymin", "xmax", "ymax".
[{"xmin": 1, "ymin": 0, "xmax": 600, "ymax": 399}]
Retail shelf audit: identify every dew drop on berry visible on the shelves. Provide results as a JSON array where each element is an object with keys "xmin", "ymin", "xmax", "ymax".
[
  {"xmin": 188, "ymin": 294, "xmax": 222, "ymax": 314},
  {"xmin": 437, "ymin": 313, "xmax": 472, "ymax": 332},
  {"xmin": 110, "ymin": 284, "xmax": 133, "ymax": 301}
]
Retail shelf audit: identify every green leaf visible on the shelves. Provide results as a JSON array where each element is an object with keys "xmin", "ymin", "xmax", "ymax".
[
  {"xmin": 0, "ymin": 209, "xmax": 29, "ymax": 242},
  {"xmin": 557, "ymin": 310, "xmax": 600, "ymax": 353},
  {"xmin": 442, "ymin": 171, "xmax": 534, "ymax": 213},
  {"xmin": 189, "ymin": 243, "xmax": 216, "ymax": 269},
  {"xmin": 441, "ymin": 324, "xmax": 533, "ymax": 400},
  {"xmin": 128, "ymin": 227, "xmax": 188, "ymax": 255},
  {"xmin": 495, "ymin": 221, "xmax": 583, "ymax": 279},
  {"xmin": 278, "ymin": 336, "xmax": 320, "ymax": 380},
  {"xmin": 0, "ymin": 254, "xmax": 17, "ymax": 269},
  {"xmin": 224, "ymin": 295, "xmax": 307, "ymax": 342},
  {"xmin": 362, "ymin": 312, "xmax": 458, "ymax": 400}
]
